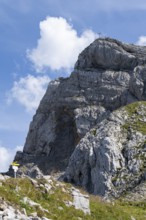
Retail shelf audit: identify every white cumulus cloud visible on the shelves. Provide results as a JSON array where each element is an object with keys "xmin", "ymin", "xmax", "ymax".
[
  {"xmin": 0, "ymin": 145, "xmax": 23, "ymax": 172},
  {"xmin": 27, "ymin": 16, "xmax": 97, "ymax": 72},
  {"xmin": 8, "ymin": 74, "xmax": 50, "ymax": 113},
  {"xmin": 136, "ymin": 36, "xmax": 146, "ymax": 46}
]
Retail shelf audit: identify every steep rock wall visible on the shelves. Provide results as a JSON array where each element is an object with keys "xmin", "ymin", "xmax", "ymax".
[
  {"xmin": 14, "ymin": 38, "xmax": 146, "ymax": 197},
  {"xmin": 65, "ymin": 102, "xmax": 146, "ymax": 197}
]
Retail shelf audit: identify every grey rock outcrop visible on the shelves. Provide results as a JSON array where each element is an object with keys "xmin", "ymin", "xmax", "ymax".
[
  {"xmin": 72, "ymin": 189, "xmax": 90, "ymax": 214},
  {"xmin": 123, "ymin": 181, "xmax": 146, "ymax": 202},
  {"xmin": 13, "ymin": 38, "xmax": 146, "ymax": 197},
  {"xmin": 75, "ymin": 38, "xmax": 146, "ymax": 71},
  {"xmin": 65, "ymin": 102, "xmax": 146, "ymax": 198},
  {"xmin": 0, "ymin": 197, "xmax": 42, "ymax": 220}
]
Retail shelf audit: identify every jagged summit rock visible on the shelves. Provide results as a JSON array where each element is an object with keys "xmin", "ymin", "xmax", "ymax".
[
  {"xmin": 75, "ymin": 38, "xmax": 146, "ymax": 71},
  {"xmin": 13, "ymin": 38, "xmax": 146, "ymax": 198}
]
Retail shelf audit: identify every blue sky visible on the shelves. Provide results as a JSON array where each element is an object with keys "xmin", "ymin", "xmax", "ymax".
[{"xmin": 1, "ymin": 0, "xmax": 146, "ymax": 172}]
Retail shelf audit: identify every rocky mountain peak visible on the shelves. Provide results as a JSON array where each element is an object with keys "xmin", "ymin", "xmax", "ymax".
[
  {"xmin": 75, "ymin": 38, "xmax": 146, "ymax": 71},
  {"xmin": 13, "ymin": 38, "xmax": 146, "ymax": 198}
]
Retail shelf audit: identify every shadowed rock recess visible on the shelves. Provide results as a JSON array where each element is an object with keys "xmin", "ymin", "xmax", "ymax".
[{"xmin": 14, "ymin": 38, "xmax": 146, "ymax": 198}]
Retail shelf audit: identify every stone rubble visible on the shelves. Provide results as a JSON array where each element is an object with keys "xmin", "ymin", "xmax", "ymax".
[{"xmin": 0, "ymin": 198, "xmax": 52, "ymax": 220}]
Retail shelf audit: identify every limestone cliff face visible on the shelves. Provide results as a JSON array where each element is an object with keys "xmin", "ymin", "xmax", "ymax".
[
  {"xmin": 65, "ymin": 102, "xmax": 146, "ymax": 198},
  {"xmin": 14, "ymin": 38, "xmax": 146, "ymax": 197}
]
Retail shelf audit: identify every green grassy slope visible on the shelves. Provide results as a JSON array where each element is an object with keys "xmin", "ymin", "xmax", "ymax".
[{"xmin": 0, "ymin": 177, "xmax": 146, "ymax": 220}]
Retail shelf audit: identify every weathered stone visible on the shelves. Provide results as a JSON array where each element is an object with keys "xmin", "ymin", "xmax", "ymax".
[
  {"xmin": 22, "ymin": 197, "xmax": 40, "ymax": 207},
  {"xmin": 72, "ymin": 189, "xmax": 90, "ymax": 214},
  {"xmin": 123, "ymin": 182, "xmax": 146, "ymax": 202},
  {"xmin": 65, "ymin": 102, "xmax": 146, "ymax": 198}
]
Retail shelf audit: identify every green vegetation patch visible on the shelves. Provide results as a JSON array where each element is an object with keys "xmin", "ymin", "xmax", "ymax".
[
  {"xmin": 90, "ymin": 195, "xmax": 146, "ymax": 220},
  {"xmin": 123, "ymin": 101, "xmax": 146, "ymax": 135},
  {"xmin": 0, "ymin": 177, "xmax": 146, "ymax": 219},
  {"xmin": 0, "ymin": 177, "xmax": 75, "ymax": 219},
  {"xmin": 124, "ymin": 101, "xmax": 146, "ymax": 117}
]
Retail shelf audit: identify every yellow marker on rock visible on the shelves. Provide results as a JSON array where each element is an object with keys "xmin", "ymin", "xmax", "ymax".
[{"xmin": 11, "ymin": 161, "xmax": 20, "ymax": 167}]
